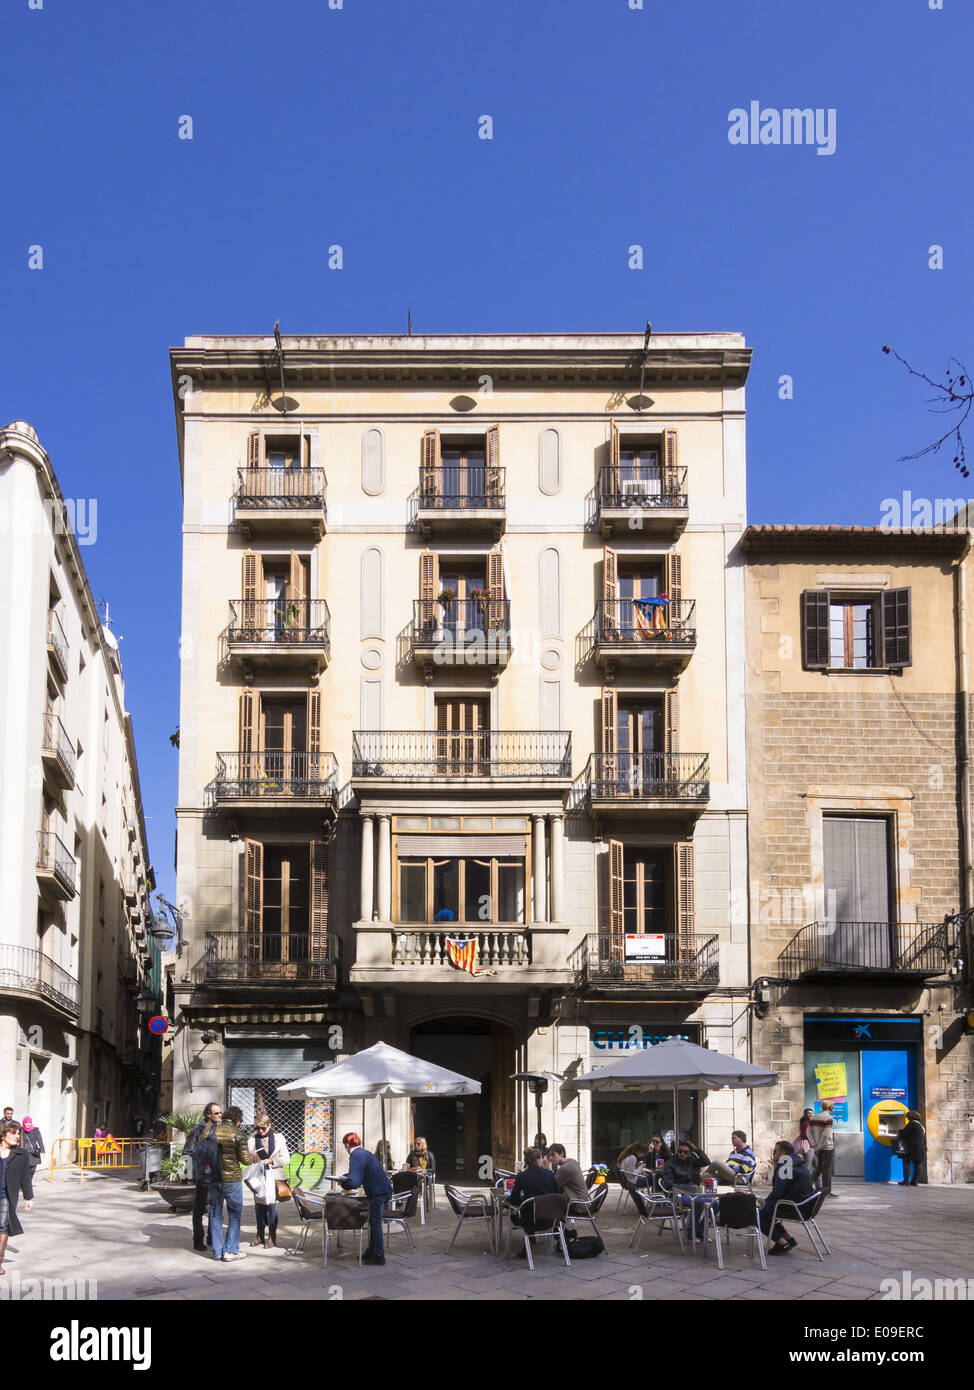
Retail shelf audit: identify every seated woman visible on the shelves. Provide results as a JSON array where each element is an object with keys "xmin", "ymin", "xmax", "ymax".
[
  {"xmin": 646, "ymin": 1135, "xmax": 670, "ymax": 1168},
  {"xmin": 373, "ymin": 1140, "xmax": 395, "ymax": 1172},
  {"xmin": 616, "ymin": 1141, "xmax": 650, "ymax": 1187},
  {"xmin": 405, "ymin": 1136, "xmax": 435, "ymax": 1173}
]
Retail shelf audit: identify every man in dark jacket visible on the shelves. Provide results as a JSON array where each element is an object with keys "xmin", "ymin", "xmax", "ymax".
[
  {"xmin": 183, "ymin": 1102, "xmax": 220, "ymax": 1251},
  {"xmin": 339, "ymin": 1131, "xmax": 394, "ymax": 1265},
  {"xmin": 898, "ymin": 1111, "xmax": 926, "ymax": 1186},
  {"xmin": 209, "ymin": 1106, "xmax": 252, "ymax": 1262},
  {"xmin": 760, "ymin": 1140, "xmax": 814, "ymax": 1254},
  {"xmin": 509, "ymin": 1146, "xmax": 560, "ymax": 1246},
  {"xmin": 662, "ymin": 1138, "xmax": 710, "ymax": 1188}
]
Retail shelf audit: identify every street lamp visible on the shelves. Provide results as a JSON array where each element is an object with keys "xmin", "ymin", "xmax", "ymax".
[{"xmin": 153, "ymin": 896, "xmax": 185, "ymax": 957}]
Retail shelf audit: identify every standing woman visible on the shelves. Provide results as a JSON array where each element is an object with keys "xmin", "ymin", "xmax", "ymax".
[
  {"xmin": 246, "ymin": 1113, "xmax": 290, "ymax": 1248},
  {"xmin": 0, "ymin": 1122, "xmax": 34, "ymax": 1276},
  {"xmin": 898, "ymin": 1110, "xmax": 927, "ymax": 1187},
  {"xmin": 20, "ymin": 1118, "xmax": 45, "ymax": 1178}
]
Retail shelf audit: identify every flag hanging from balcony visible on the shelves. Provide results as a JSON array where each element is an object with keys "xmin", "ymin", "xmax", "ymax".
[
  {"xmin": 445, "ymin": 937, "xmax": 497, "ymax": 976},
  {"xmin": 634, "ymin": 596, "xmax": 668, "ymax": 639}
]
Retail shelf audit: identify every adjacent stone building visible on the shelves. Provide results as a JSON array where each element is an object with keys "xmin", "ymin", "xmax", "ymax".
[
  {"xmin": 0, "ymin": 421, "xmax": 163, "ymax": 1145},
  {"xmin": 741, "ymin": 525, "xmax": 974, "ymax": 1182}
]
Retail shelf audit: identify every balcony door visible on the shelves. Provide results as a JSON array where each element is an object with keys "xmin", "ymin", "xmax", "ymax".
[
  {"xmin": 608, "ymin": 840, "xmax": 695, "ymax": 979},
  {"xmin": 438, "ymin": 568, "xmax": 487, "ymax": 639},
  {"xmin": 604, "ymin": 548, "xmax": 682, "ymax": 638},
  {"xmin": 244, "ymin": 839, "xmax": 329, "ymax": 980},
  {"xmin": 823, "ymin": 816, "xmax": 893, "ymax": 968},
  {"xmin": 602, "ymin": 688, "xmax": 677, "ymax": 794},
  {"xmin": 434, "ymin": 696, "xmax": 490, "ymax": 775},
  {"xmin": 441, "ymin": 442, "xmax": 487, "ymax": 507}
]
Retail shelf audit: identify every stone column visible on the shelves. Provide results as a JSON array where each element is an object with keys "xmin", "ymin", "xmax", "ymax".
[
  {"xmin": 360, "ymin": 814, "xmax": 374, "ymax": 922},
  {"xmin": 377, "ymin": 814, "xmax": 392, "ymax": 921},
  {"xmin": 549, "ymin": 813, "xmax": 565, "ymax": 923},
  {"xmin": 532, "ymin": 815, "xmax": 547, "ymax": 924}
]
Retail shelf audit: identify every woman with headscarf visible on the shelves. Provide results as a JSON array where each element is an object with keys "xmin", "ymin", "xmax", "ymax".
[
  {"xmin": 0, "ymin": 1122, "xmax": 33, "ymax": 1276},
  {"xmin": 246, "ymin": 1113, "xmax": 290, "ymax": 1248},
  {"xmin": 19, "ymin": 1118, "xmax": 45, "ymax": 1177}
]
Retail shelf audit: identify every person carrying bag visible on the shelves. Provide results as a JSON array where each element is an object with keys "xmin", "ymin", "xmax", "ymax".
[{"xmin": 246, "ymin": 1114, "xmax": 291, "ymax": 1248}]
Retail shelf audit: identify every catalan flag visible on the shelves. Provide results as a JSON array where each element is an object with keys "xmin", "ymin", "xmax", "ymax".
[
  {"xmin": 446, "ymin": 937, "xmax": 479, "ymax": 973},
  {"xmin": 634, "ymin": 598, "xmax": 667, "ymax": 639}
]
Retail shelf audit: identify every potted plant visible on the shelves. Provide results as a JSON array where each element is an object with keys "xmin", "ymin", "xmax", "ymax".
[
  {"xmin": 437, "ymin": 588, "xmax": 455, "ymax": 608},
  {"xmin": 591, "ymin": 1163, "xmax": 609, "ymax": 1185},
  {"xmin": 149, "ymin": 1109, "xmax": 204, "ymax": 1212}
]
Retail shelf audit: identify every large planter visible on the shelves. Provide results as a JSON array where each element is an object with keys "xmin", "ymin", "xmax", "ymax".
[{"xmin": 151, "ymin": 1182, "xmax": 197, "ymax": 1213}]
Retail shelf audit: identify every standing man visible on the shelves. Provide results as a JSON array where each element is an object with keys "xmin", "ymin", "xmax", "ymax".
[
  {"xmin": 338, "ymin": 1131, "xmax": 393, "ymax": 1267},
  {"xmin": 2, "ymin": 1109, "xmax": 13, "ymax": 1125},
  {"xmin": 545, "ymin": 1144, "xmax": 590, "ymax": 1205},
  {"xmin": 808, "ymin": 1100, "xmax": 837, "ymax": 1198},
  {"xmin": 183, "ymin": 1103, "xmax": 221, "ymax": 1250},
  {"xmin": 209, "ymin": 1105, "xmax": 252, "ymax": 1263}
]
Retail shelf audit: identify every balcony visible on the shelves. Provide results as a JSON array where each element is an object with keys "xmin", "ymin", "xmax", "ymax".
[
  {"xmin": 590, "ymin": 598, "xmax": 697, "ymax": 675},
  {"xmin": 351, "ymin": 925, "xmax": 574, "ymax": 993},
  {"xmin": 352, "ymin": 731, "xmax": 572, "ymax": 788},
  {"xmin": 42, "ymin": 711, "xmax": 75, "ymax": 791},
  {"xmin": 571, "ymin": 932, "xmax": 720, "ymax": 993},
  {"xmin": 234, "ymin": 467, "xmax": 327, "ymax": 539},
  {"xmin": 777, "ymin": 920, "xmax": 954, "ymax": 983},
  {"xmin": 0, "ymin": 943, "xmax": 80, "ymax": 1015},
  {"xmin": 211, "ymin": 751, "xmax": 339, "ymax": 813},
  {"xmin": 226, "ymin": 598, "xmax": 331, "ymax": 676},
  {"xmin": 410, "ymin": 598, "xmax": 511, "ymax": 677},
  {"xmin": 596, "ymin": 463, "xmax": 688, "ymax": 539},
  {"xmin": 580, "ymin": 752, "xmax": 710, "ymax": 818},
  {"xmin": 416, "ymin": 465, "xmax": 506, "ymax": 539},
  {"xmin": 47, "ymin": 610, "xmax": 69, "ymax": 685},
  {"xmin": 36, "ymin": 830, "xmax": 77, "ymax": 900},
  {"xmin": 198, "ymin": 932, "xmax": 339, "ymax": 989}
]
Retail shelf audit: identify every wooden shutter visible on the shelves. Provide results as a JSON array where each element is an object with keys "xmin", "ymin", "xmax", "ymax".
[
  {"xmin": 239, "ymin": 688, "xmax": 257, "ymax": 754},
  {"xmin": 801, "ymin": 590, "xmax": 831, "ymax": 670},
  {"xmin": 603, "ymin": 546, "xmax": 618, "ymax": 603},
  {"xmin": 608, "ymin": 839, "xmax": 624, "ymax": 964},
  {"xmin": 608, "ymin": 421, "xmax": 620, "ymax": 497},
  {"xmin": 420, "ymin": 550, "xmax": 438, "ymax": 601},
  {"xmin": 422, "ymin": 429, "xmax": 440, "ymax": 503},
  {"xmin": 487, "ymin": 549, "xmax": 505, "ymax": 629},
  {"xmin": 675, "ymin": 841, "xmax": 695, "ymax": 962},
  {"xmin": 664, "ymin": 687, "xmax": 679, "ymax": 755},
  {"xmin": 601, "ymin": 686, "xmax": 617, "ymax": 788},
  {"xmin": 242, "ymin": 551, "xmax": 263, "ymax": 630},
  {"xmin": 310, "ymin": 839, "xmax": 330, "ymax": 964},
  {"xmin": 435, "ymin": 695, "xmax": 450, "ymax": 769},
  {"xmin": 247, "ymin": 431, "xmax": 261, "ymax": 469},
  {"xmin": 880, "ymin": 588, "xmax": 911, "ymax": 668},
  {"xmin": 663, "ymin": 428, "xmax": 678, "ymax": 491},
  {"xmin": 486, "ymin": 424, "xmax": 500, "ymax": 496},
  {"xmin": 664, "ymin": 552, "xmax": 682, "ymax": 609},
  {"xmin": 307, "ymin": 688, "xmax": 321, "ymax": 760},
  {"xmin": 287, "ymin": 551, "xmax": 306, "ymax": 602},
  {"xmin": 244, "ymin": 840, "xmax": 263, "ymax": 938}
]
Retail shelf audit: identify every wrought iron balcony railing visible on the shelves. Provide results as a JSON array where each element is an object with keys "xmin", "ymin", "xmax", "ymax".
[
  {"xmin": 419, "ymin": 465, "xmax": 505, "ymax": 510},
  {"xmin": 227, "ymin": 598, "xmax": 331, "ymax": 651},
  {"xmin": 583, "ymin": 752, "xmax": 710, "ymax": 803},
  {"xmin": 571, "ymin": 932, "xmax": 719, "ymax": 987},
  {"xmin": 37, "ymin": 830, "xmax": 77, "ymax": 894},
  {"xmin": 353, "ymin": 730, "xmax": 572, "ymax": 779},
  {"xmin": 213, "ymin": 751, "xmax": 339, "ymax": 802},
  {"xmin": 42, "ymin": 710, "xmax": 76, "ymax": 784},
  {"xmin": 0, "ymin": 942, "xmax": 80, "ymax": 1014},
  {"xmin": 595, "ymin": 598, "xmax": 696, "ymax": 646},
  {"xmin": 47, "ymin": 610, "xmax": 69, "ymax": 680},
  {"xmin": 597, "ymin": 463, "xmax": 688, "ymax": 511},
  {"xmin": 777, "ymin": 920, "xmax": 953, "ymax": 980},
  {"xmin": 200, "ymin": 931, "xmax": 339, "ymax": 985},
  {"xmin": 411, "ymin": 598, "xmax": 511, "ymax": 649},
  {"xmin": 235, "ymin": 466, "xmax": 327, "ymax": 511},
  {"xmin": 393, "ymin": 930, "xmax": 528, "ymax": 968}
]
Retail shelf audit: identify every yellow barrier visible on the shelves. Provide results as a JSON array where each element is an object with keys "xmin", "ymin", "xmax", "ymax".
[{"xmin": 49, "ymin": 1136, "xmax": 154, "ymax": 1183}]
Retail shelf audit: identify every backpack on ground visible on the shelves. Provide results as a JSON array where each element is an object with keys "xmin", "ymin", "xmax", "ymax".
[{"xmin": 565, "ymin": 1230, "xmax": 604, "ymax": 1259}]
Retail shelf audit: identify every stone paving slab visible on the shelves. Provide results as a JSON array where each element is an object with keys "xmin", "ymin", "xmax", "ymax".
[{"xmin": 5, "ymin": 1170, "xmax": 972, "ymax": 1302}]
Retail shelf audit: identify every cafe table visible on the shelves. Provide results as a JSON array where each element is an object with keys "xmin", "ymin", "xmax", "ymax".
[{"xmin": 672, "ymin": 1184, "xmax": 744, "ymax": 1253}]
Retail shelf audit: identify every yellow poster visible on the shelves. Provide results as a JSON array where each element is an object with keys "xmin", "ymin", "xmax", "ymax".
[{"xmin": 814, "ymin": 1063, "xmax": 848, "ymax": 1100}]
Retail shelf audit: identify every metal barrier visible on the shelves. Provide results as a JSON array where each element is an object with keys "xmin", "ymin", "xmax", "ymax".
[{"xmin": 49, "ymin": 1136, "xmax": 154, "ymax": 1183}]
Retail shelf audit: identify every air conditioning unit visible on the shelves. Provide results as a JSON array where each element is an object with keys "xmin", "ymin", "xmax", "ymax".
[{"xmin": 620, "ymin": 477, "xmax": 661, "ymax": 503}]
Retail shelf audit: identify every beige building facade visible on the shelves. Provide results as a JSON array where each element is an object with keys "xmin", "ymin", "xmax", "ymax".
[
  {"xmin": 0, "ymin": 421, "xmax": 163, "ymax": 1147},
  {"xmin": 169, "ymin": 332, "xmax": 753, "ymax": 1176},
  {"xmin": 742, "ymin": 526, "xmax": 974, "ymax": 1183}
]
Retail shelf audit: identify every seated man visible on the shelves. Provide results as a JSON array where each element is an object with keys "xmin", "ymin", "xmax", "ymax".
[
  {"xmin": 509, "ymin": 1146, "xmax": 560, "ymax": 1254},
  {"xmin": 546, "ymin": 1144, "xmax": 590, "ymax": 1206},
  {"xmin": 705, "ymin": 1130, "xmax": 757, "ymax": 1185},
  {"xmin": 760, "ymin": 1140, "xmax": 814, "ymax": 1255},
  {"xmin": 662, "ymin": 1138, "xmax": 709, "ymax": 1189}
]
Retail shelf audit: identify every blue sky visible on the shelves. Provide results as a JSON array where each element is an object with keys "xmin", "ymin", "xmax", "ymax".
[{"xmin": 2, "ymin": 0, "xmax": 971, "ymax": 899}]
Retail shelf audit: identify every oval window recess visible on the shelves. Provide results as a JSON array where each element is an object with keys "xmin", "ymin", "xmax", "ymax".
[
  {"xmin": 362, "ymin": 428, "xmax": 385, "ymax": 495},
  {"xmin": 539, "ymin": 427, "xmax": 562, "ymax": 495},
  {"xmin": 269, "ymin": 395, "xmax": 301, "ymax": 414},
  {"xmin": 449, "ymin": 395, "xmax": 478, "ymax": 413}
]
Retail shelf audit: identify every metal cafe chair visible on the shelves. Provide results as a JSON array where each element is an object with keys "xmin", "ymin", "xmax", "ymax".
[
  {"xmin": 767, "ymin": 1189, "xmax": 831, "ymax": 1262},
  {"xmin": 700, "ymin": 1191, "xmax": 767, "ymax": 1271},
  {"xmin": 630, "ymin": 1185, "xmax": 686, "ymax": 1256},
  {"xmin": 445, "ymin": 1184, "xmax": 496, "ymax": 1254},
  {"xmin": 616, "ymin": 1168, "xmax": 647, "ymax": 1214},
  {"xmin": 290, "ymin": 1188, "xmax": 369, "ymax": 1268},
  {"xmin": 382, "ymin": 1187, "xmax": 419, "ymax": 1253},
  {"xmin": 504, "ymin": 1193, "xmax": 571, "ymax": 1270},
  {"xmin": 565, "ymin": 1181, "xmax": 610, "ymax": 1252}
]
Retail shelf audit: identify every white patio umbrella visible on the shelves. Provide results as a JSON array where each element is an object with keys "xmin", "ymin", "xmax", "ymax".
[
  {"xmin": 571, "ymin": 1037, "xmax": 778, "ymax": 1151},
  {"xmin": 279, "ymin": 1041, "xmax": 481, "ymax": 1167}
]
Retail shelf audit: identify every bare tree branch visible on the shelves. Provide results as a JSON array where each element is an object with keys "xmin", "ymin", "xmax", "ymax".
[{"xmin": 883, "ymin": 346, "xmax": 971, "ymax": 478}]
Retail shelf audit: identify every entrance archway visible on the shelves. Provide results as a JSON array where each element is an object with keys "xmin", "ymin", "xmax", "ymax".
[{"xmin": 409, "ymin": 1017, "xmax": 516, "ymax": 1182}]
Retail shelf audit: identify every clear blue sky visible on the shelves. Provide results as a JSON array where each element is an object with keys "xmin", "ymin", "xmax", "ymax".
[{"xmin": 3, "ymin": 0, "xmax": 971, "ymax": 900}]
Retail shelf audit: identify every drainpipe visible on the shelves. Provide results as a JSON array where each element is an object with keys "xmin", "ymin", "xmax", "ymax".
[{"xmin": 956, "ymin": 532, "xmax": 973, "ymax": 917}]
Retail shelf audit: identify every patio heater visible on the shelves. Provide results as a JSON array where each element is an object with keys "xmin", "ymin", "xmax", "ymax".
[{"xmin": 511, "ymin": 1072, "xmax": 565, "ymax": 1154}]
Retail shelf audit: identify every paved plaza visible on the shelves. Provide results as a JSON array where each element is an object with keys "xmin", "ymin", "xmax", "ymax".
[{"xmin": 3, "ymin": 1171, "xmax": 972, "ymax": 1302}]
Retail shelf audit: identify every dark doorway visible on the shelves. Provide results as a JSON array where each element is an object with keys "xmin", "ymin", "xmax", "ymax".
[{"xmin": 410, "ymin": 1017, "xmax": 516, "ymax": 1182}]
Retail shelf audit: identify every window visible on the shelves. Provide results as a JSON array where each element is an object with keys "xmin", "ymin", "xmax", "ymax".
[
  {"xmin": 622, "ymin": 850, "xmax": 670, "ymax": 936},
  {"xmin": 398, "ymin": 856, "xmax": 525, "ymax": 924},
  {"xmin": 434, "ymin": 696, "xmax": 490, "ymax": 774},
  {"xmin": 822, "ymin": 815, "xmax": 893, "ymax": 967},
  {"xmin": 261, "ymin": 845, "xmax": 311, "ymax": 940},
  {"xmin": 606, "ymin": 840, "xmax": 695, "ymax": 973},
  {"xmin": 802, "ymin": 589, "xmax": 911, "ymax": 671},
  {"xmin": 421, "ymin": 428, "xmax": 500, "ymax": 508}
]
